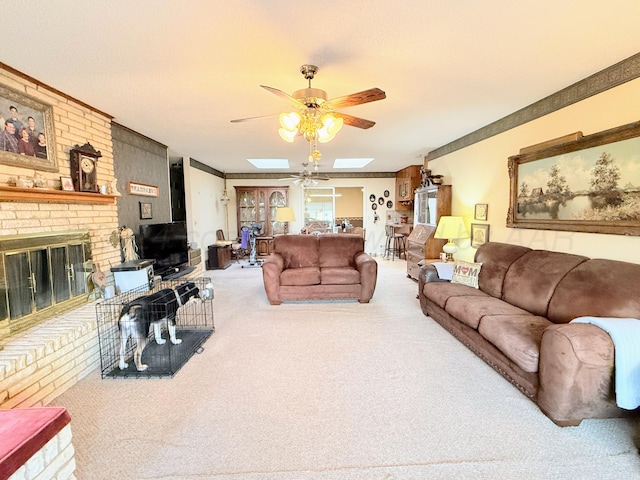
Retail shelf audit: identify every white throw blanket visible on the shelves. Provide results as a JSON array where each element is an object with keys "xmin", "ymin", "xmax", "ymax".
[
  {"xmin": 571, "ymin": 316, "xmax": 640, "ymax": 410},
  {"xmin": 432, "ymin": 261, "xmax": 454, "ymax": 280}
]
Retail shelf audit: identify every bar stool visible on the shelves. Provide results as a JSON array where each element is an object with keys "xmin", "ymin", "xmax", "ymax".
[{"xmin": 384, "ymin": 224, "xmax": 406, "ymax": 260}]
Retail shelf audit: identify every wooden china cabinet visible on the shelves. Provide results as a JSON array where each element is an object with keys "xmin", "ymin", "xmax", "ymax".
[
  {"xmin": 234, "ymin": 186, "xmax": 288, "ymax": 256},
  {"xmin": 406, "ymin": 185, "xmax": 451, "ymax": 280}
]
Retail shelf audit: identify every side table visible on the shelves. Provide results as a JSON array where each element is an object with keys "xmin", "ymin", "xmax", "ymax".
[{"xmin": 207, "ymin": 243, "xmax": 232, "ymax": 270}]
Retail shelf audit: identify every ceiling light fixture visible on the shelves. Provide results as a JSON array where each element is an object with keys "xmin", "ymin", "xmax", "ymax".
[
  {"xmin": 277, "ymin": 65, "xmax": 345, "ymax": 147},
  {"xmin": 220, "ymin": 171, "xmax": 230, "ymax": 206},
  {"xmin": 278, "ymin": 110, "xmax": 343, "ymax": 144}
]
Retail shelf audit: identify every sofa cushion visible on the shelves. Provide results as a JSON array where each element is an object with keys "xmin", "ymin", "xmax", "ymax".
[
  {"xmin": 445, "ymin": 296, "xmax": 532, "ymax": 330},
  {"xmin": 478, "ymin": 314, "xmax": 552, "ymax": 373},
  {"xmin": 274, "ymin": 235, "xmax": 319, "ymax": 269},
  {"xmin": 280, "ymin": 266, "xmax": 320, "ymax": 286},
  {"xmin": 423, "ymin": 282, "xmax": 489, "ymax": 309},
  {"xmin": 475, "ymin": 242, "xmax": 531, "ymax": 298},
  {"xmin": 548, "ymin": 258, "xmax": 640, "ymax": 324},
  {"xmin": 502, "ymin": 250, "xmax": 588, "ymax": 317},
  {"xmin": 321, "ymin": 267, "xmax": 360, "ymax": 285},
  {"xmin": 318, "ymin": 234, "xmax": 364, "ymax": 268}
]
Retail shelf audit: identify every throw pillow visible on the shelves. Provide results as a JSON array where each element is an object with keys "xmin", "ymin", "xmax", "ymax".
[{"xmin": 451, "ymin": 260, "xmax": 483, "ymax": 289}]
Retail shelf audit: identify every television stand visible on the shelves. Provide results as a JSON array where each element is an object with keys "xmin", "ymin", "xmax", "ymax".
[{"xmin": 160, "ymin": 265, "xmax": 195, "ymax": 280}]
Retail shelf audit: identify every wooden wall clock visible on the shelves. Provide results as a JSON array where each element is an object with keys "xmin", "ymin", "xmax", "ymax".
[{"xmin": 70, "ymin": 142, "xmax": 102, "ymax": 192}]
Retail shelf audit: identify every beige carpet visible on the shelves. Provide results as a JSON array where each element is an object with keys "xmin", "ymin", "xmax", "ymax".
[{"xmin": 52, "ymin": 258, "xmax": 640, "ymax": 479}]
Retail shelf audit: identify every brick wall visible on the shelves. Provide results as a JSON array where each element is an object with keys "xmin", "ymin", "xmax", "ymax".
[
  {"xmin": 0, "ymin": 67, "xmax": 118, "ymax": 409},
  {"xmin": 0, "ymin": 65, "xmax": 120, "ymax": 269},
  {"xmin": 0, "ymin": 302, "xmax": 99, "ymax": 409},
  {"xmin": 7, "ymin": 424, "xmax": 76, "ymax": 480}
]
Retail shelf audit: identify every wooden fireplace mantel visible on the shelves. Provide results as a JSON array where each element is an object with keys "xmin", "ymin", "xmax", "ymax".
[{"xmin": 0, "ymin": 185, "xmax": 117, "ymax": 204}]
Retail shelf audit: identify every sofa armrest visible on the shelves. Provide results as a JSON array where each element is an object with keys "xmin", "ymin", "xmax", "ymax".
[
  {"xmin": 537, "ymin": 323, "xmax": 616, "ymax": 426},
  {"xmin": 261, "ymin": 253, "xmax": 284, "ymax": 305},
  {"xmin": 354, "ymin": 252, "xmax": 377, "ymax": 303},
  {"xmin": 419, "ymin": 263, "xmax": 448, "ymax": 284},
  {"xmin": 418, "ymin": 264, "xmax": 448, "ymax": 301}
]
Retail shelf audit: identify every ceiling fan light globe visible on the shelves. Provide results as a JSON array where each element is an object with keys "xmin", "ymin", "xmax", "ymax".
[
  {"xmin": 318, "ymin": 131, "xmax": 335, "ymax": 143},
  {"xmin": 321, "ymin": 113, "xmax": 343, "ymax": 134},
  {"xmin": 279, "ymin": 112, "xmax": 300, "ymax": 130},
  {"xmin": 278, "ymin": 128, "xmax": 296, "ymax": 143}
]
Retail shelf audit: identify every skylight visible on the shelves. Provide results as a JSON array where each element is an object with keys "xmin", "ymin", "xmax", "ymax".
[
  {"xmin": 247, "ymin": 158, "xmax": 290, "ymax": 169},
  {"xmin": 333, "ymin": 158, "xmax": 374, "ymax": 169}
]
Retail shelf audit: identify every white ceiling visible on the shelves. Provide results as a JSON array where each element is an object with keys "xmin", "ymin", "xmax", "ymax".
[{"xmin": 2, "ymin": 1, "xmax": 639, "ymax": 174}]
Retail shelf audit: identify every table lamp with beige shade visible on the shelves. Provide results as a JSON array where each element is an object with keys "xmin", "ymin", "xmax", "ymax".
[
  {"xmin": 434, "ymin": 216, "xmax": 467, "ymax": 261},
  {"xmin": 275, "ymin": 207, "xmax": 295, "ymax": 234}
]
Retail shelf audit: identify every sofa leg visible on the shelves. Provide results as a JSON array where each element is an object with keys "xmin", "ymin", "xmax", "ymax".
[
  {"xmin": 358, "ymin": 299, "xmax": 370, "ymax": 303},
  {"xmin": 269, "ymin": 300, "xmax": 282, "ymax": 305}
]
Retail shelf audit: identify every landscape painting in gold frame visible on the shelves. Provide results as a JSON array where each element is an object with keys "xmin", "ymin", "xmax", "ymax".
[{"xmin": 507, "ymin": 120, "xmax": 640, "ymax": 236}]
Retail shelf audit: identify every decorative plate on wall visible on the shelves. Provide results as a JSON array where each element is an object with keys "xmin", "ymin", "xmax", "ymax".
[
  {"xmin": 378, "ymin": 197, "xmax": 384, "ymax": 205},
  {"xmin": 369, "ymin": 194, "xmax": 376, "ymax": 202},
  {"xmin": 384, "ymin": 190, "xmax": 390, "ymax": 197},
  {"xmin": 387, "ymin": 200, "xmax": 393, "ymax": 208},
  {"xmin": 371, "ymin": 203, "xmax": 377, "ymax": 210}
]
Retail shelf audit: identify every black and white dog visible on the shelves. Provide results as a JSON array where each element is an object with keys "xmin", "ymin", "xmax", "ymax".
[{"xmin": 118, "ymin": 282, "xmax": 201, "ymax": 371}]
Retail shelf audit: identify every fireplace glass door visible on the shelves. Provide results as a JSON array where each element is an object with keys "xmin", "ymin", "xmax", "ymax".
[{"xmin": 0, "ymin": 232, "xmax": 91, "ymax": 341}]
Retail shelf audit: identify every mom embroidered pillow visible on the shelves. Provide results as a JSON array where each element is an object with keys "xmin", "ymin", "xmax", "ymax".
[{"xmin": 451, "ymin": 260, "xmax": 483, "ymax": 289}]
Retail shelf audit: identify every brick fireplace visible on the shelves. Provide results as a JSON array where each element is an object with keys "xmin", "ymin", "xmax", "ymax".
[{"xmin": 0, "ymin": 64, "xmax": 121, "ymax": 410}]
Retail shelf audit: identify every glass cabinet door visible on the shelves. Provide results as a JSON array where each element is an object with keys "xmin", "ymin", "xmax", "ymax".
[
  {"xmin": 257, "ymin": 190, "xmax": 266, "ymax": 226},
  {"xmin": 269, "ymin": 190, "xmax": 287, "ymax": 235},
  {"xmin": 415, "ymin": 187, "xmax": 438, "ymax": 225},
  {"xmin": 238, "ymin": 189, "xmax": 257, "ymax": 232}
]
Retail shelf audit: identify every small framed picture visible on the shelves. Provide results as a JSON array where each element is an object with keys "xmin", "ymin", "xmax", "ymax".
[
  {"xmin": 474, "ymin": 203, "xmax": 488, "ymax": 221},
  {"xmin": 60, "ymin": 176, "xmax": 74, "ymax": 191},
  {"xmin": 139, "ymin": 201, "xmax": 153, "ymax": 219},
  {"xmin": 470, "ymin": 223, "xmax": 490, "ymax": 248}
]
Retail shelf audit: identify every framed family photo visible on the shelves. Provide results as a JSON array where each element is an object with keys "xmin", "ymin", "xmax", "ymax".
[
  {"xmin": 0, "ymin": 84, "xmax": 58, "ymax": 172},
  {"xmin": 508, "ymin": 120, "xmax": 640, "ymax": 236}
]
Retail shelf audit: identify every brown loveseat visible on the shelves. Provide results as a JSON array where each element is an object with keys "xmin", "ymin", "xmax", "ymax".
[
  {"xmin": 419, "ymin": 242, "xmax": 640, "ymax": 426},
  {"xmin": 262, "ymin": 234, "xmax": 377, "ymax": 305}
]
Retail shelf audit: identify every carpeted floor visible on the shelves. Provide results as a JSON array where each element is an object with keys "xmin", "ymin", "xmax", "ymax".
[{"xmin": 52, "ymin": 257, "xmax": 640, "ymax": 479}]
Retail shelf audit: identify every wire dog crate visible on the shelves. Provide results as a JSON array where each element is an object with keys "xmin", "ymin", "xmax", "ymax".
[{"xmin": 96, "ymin": 277, "xmax": 214, "ymax": 378}]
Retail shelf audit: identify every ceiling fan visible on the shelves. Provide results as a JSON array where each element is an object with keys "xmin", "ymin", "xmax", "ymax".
[
  {"xmin": 231, "ymin": 64, "xmax": 386, "ymax": 142},
  {"xmin": 279, "ymin": 163, "xmax": 330, "ymax": 187}
]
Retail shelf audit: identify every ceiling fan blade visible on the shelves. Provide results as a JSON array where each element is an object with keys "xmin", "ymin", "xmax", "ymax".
[
  {"xmin": 260, "ymin": 85, "xmax": 304, "ymax": 109},
  {"xmin": 230, "ymin": 113, "xmax": 277, "ymax": 123},
  {"xmin": 323, "ymin": 88, "xmax": 386, "ymax": 110},
  {"xmin": 332, "ymin": 112, "xmax": 376, "ymax": 129}
]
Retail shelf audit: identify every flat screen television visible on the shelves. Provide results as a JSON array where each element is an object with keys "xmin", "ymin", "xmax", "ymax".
[{"xmin": 139, "ymin": 222, "xmax": 189, "ymax": 277}]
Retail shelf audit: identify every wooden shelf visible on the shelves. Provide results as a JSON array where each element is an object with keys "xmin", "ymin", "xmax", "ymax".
[{"xmin": 0, "ymin": 186, "xmax": 117, "ymax": 204}]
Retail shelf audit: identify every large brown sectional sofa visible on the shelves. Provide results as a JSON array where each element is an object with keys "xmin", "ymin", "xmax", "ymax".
[
  {"xmin": 262, "ymin": 234, "xmax": 377, "ymax": 305},
  {"xmin": 419, "ymin": 241, "xmax": 640, "ymax": 426}
]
